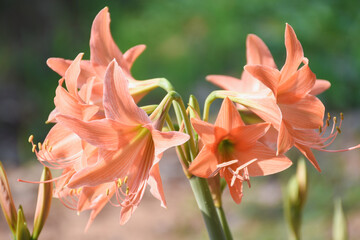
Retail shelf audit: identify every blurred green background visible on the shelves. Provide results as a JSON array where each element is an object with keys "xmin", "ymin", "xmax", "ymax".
[{"xmin": 0, "ymin": 0, "xmax": 359, "ymax": 239}]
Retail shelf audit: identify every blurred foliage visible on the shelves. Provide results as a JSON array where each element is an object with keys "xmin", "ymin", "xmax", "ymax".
[{"xmin": 0, "ymin": 0, "xmax": 360, "ymax": 165}]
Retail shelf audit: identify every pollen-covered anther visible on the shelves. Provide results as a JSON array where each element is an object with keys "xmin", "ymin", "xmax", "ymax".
[
  {"xmin": 333, "ymin": 116, "xmax": 337, "ymax": 124},
  {"xmin": 106, "ymin": 188, "xmax": 110, "ymax": 196},
  {"xmin": 48, "ymin": 146, "xmax": 53, "ymax": 152},
  {"xmin": 327, "ymin": 112, "xmax": 331, "ymax": 120},
  {"xmin": 336, "ymin": 127, "xmax": 341, "ymax": 134},
  {"xmin": 124, "ymin": 176, "xmax": 128, "ymax": 184},
  {"xmin": 318, "ymin": 126, "xmax": 322, "ymax": 133},
  {"xmin": 340, "ymin": 112, "xmax": 344, "ymax": 120},
  {"xmin": 38, "ymin": 142, "xmax": 42, "ymax": 151},
  {"xmin": 77, "ymin": 187, "xmax": 82, "ymax": 194},
  {"xmin": 117, "ymin": 178, "xmax": 122, "ymax": 188},
  {"xmin": 125, "ymin": 187, "xmax": 129, "ymax": 195},
  {"xmin": 32, "ymin": 144, "xmax": 37, "ymax": 153},
  {"xmin": 28, "ymin": 135, "xmax": 34, "ymax": 143}
]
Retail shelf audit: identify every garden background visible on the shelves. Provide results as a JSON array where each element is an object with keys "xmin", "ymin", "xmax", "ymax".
[{"xmin": 0, "ymin": 0, "xmax": 359, "ymax": 239}]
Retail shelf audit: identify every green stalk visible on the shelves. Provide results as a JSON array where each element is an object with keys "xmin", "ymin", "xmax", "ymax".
[
  {"xmin": 189, "ymin": 176, "xmax": 226, "ymax": 240},
  {"xmin": 216, "ymin": 206, "xmax": 233, "ymax": 240}
]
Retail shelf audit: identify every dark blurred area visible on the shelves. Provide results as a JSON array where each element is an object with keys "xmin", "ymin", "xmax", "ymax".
[{"xmin": 0, "ymin": 0, "xmax": 360, "ymax": 164}]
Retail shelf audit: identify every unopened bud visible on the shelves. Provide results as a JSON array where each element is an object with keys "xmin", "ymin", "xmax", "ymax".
[
  {"xmin": 32, "ymin": 167, "xmax": 53, "ymax": 240},
  {"xmin": 16, "ymin": 205, "xmax": 31, "ymax": 240},
  {"xmin": 333, "ymin": 199, "xmax": 348, "ymax": 240},
  {"xmin": 0, "ymin": 161, "xmax": 17, "ymax": 235}
]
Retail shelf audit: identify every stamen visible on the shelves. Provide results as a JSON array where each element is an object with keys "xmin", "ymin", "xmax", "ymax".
[
  {"xmin": 327, "ymin": 112, "xmax": 331, "ymax": 120},
  {"xmin": 117, "ymin": 178, "xmax": 122, "ymax": 188},
  {"xmin": 38, "ymin": 142, "xmax": 42, "ymax": 150},
  {"xmin": 28, "ymin": 135, "xmax": 34, "ymax": 143},
  {"xmin": 32, "ymin": 144, "xmax": 37, "ymax": 152},
  {"xmin": 126, "ymin": 187, "xmax": 129, "ymax": 195},
  {"xmin": 340, "ymin": 112, "xmax": 344, "ymax": 120},
  {"xmin": 333, "ymin": 117, "xmax": 337, "ymax": 124},
  {"xmin": 318, "ymin": 126, "xmax": 322, "ymax": 133},
  {"xmin": 124, "ymin": 176, "xmax": 128, "ymax": 184},
  {"xmin": 336, "ymin": 127, "xmax": 341, "ymax": 134},
  {"xmin": 106, "ymin": 188, "xmax": 110, "ymax": 196}
]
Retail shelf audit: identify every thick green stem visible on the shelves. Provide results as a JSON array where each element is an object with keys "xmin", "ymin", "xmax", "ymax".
[
  {"xmin": 189, "ymin": 177, "xmax": 226, "ymax": 240},
  {"xmin": 216, "ymin": 206, "xmax": 233, "ymax": 240}
]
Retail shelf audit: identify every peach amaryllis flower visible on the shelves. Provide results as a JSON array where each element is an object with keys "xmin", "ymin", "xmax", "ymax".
[
  {"xmin": 207, "ymin": 25, "xmax": 330, "ymax": 97},
  {"xmin": 188, "ymin": 97, "xmax": 292, "ymax": 203},
  {"xmin": 47, "ymin": 7, "xmax": 163, "ymax": 104},
  {"xmin": 244, "ymin": 24, "xmax": 360, "ymax": 171},
  {"xmin": 55, "ymin": 60, "xmax": 189, "ymax": 224}
]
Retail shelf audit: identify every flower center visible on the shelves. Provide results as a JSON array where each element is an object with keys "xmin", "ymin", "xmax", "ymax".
[{"xmin": 218, "ymin": 138, "xmax": 234, "ymax": 156}]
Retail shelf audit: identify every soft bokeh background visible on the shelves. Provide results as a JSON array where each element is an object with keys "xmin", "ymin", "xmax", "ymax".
[{"xmin": 0, "ymin": 0, "xmax": 359, "ymax": 239}]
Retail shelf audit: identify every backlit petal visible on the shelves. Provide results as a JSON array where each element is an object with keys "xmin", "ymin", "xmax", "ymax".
[
  {"xmin": 149, "ymin": 127, "xmax": 189, "ymax": 156},
  {"xmin": 64, "ymin": 53, "xmax": 83, "ymax": 96},
  {"xmin": 215, "ymin": 97, "xmax": 244, "ymax": 131},
  {"xmin": 310, "ymin": 79, "xmax": 331, "ymax": 95},
  {"xmin": 148, "ymin": 164, "xmax": 166, "ymax": 208},
  {"xmin": 191, "ymin": 118, "xmax": 216, "ymax": 145},
  {"xmin": 246, "ymin": 34, "xmax": 277, "ymax": 68},
  {"xmin": 244, "ymin": 65, "xmax": 280, "ymax": 96},
  {"xmin": 188, "ymin": 145, "xmax": 218, "ymax": 178},
  {"xmin": 232, "ymin": 123, "xmax": 271, "ymax": 150},
  {"xmin": 277, "ymin": 121, "xmax": 294, "ymax": 155},
  {"xmin": 123, "ymin": 44, "xmax": 146, "ymax": 71},
  {"xmin": 295, "ymin": 143, "xmax": 321, "ymax": 172}
]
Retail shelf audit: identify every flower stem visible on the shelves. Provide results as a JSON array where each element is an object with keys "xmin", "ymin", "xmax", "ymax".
[
  {"xmin": 189, "ymin": 176, "xmax": 226, "ymax": 240},
  {"xmin": 216, "ymin": 206, "xmax": 233, "ymax": 240}
]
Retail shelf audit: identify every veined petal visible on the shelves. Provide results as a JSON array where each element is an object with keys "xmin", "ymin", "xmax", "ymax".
[
  {"xmin": 279, "ymin": 95, "xmax": 325, "ymax": 129},
  {"xmin": 224, "ymin": 170, "xmax": 243, "ymax": 204},
  {"xmin": 123, "ymin": 44, "xmax": 146, "ymax": 71},
  {"xmin": 206, "ymin": 75, "xmax": 242, "ymax": 92},
  {"xmin": 90, "ymin": 7, "xmax": 123, "ymax": 67},
  {"xmin": 215, "ymin": 97, "xmax": 244, "ymax": 131},
  {"xmin": 54, "ymin": 82, "xmax": 83, "ymax": 119},
  {"xmin": 310, "ymin": 79, "xmax": 331, "ymax": 95},
  {"xmin": 47, "ymin": 58, "xmax": 95, "ymax": 87},
  {"xmin": 277, "ymin": 121, "xmax": 294, "ymax": 155},
  {"xmin": 65, "ymin": 53, "xmax": 83, "ymax": 97},
  {"xmin": 148, "ymin": 127, "xmax": 189, "ymax": 156},
  {"xmin": 295, "ymin": 143, "xmax": 321, "ymax": 172},
  {"xmin": 244, "ymin": 65, "xmax": 280, "ymax": 96},
  {"xmin": 188, "ymin": 145, "xmax": 218, "ymax": 178},
  {"xmin": 232, "ymin": 122, "xmax": 271, "ymax": 150},
  {"xmin": 148, "ymin": 163, "xmax": 166, "ymax": 208},
  {"xmin": 246, "ymin": 34, "xmax": 277, "ymax": 68},
  {"xmin": 56, "ymin": 115, "xmax": 138, "ymax": 151},
  {"xmin": 280, "ymin": 23, "xmax": 304, "ymax": 83},
  {"xmin": 67, "ymin": 134, "xmax": 152, "ymax": 188},
  {"xmin": 103, "ymin": 61, "xmax": 150, "ymax": 125},
  {"xmin": 278, "ymin": 63, "xmax": 316, "ymax": 102},
  {"xmin": 241, "ymin": 142, "xmax": 292, "ymax": 176},
  {"xmin": 191, "ymin": 118, "xmax": 216, "ymax": 145}
]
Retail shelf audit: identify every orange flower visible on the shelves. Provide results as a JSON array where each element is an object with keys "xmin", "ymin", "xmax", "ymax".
[
  {"xmin": 189, "ymin": 97, "xmax": 292, "ymax": 203},
  {"xmin": 47, "ymin": 7, "xmax": 162, "ymax": 104},
  {"xmin": 56, "ymin": 60, "xmax": 189, "ymax": 224}
]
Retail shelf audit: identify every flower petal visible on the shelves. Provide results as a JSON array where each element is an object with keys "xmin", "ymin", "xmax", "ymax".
[
  {"xmin": 64, "ymin": 53, "xmax": 83, "ymax": 96},
  {"xmin": 148, "ymin": 163, "xmax": 166, "ymax": 208},
  {"xmin": 246, "ymin": 34, "xmax": 277, "ymax": 68},
  {"xmin": 149, "ymin": 127, "xmax": 189, "ymax": 156},
  {"xmin": 295, "ymin": 143, "xmax": 321, "ymax": 172},
  {"xmin": 277, "ymin": 121, "xmax": 294, "ymax": 155},
  {"xmin": 191, "ymin": 118, "xmax": 216, "ymax": 145},
  {"xmin": 103, "ymin": 61, "xmax": 150, "ymax": 125},
  {"xmin": 243, "ymin": 142, "xmax": 292, "ymax": 176},
  {"xmin": 310, "ymin": 79, "xmax": 331, "ymax": 95},
  {"xmin": 90, "ymin": 7, "xmax": 123, "ymax": 67},
  {"xmin": 244, "ymin": 65, "xmax": 280, "ymax": 96},
  {"xmin": 232, "ymin": 122, "xmax": 271, "ymax": 150},
  {"xmin": 188, "ymin": 145, "xmax": 218, "ymax": 178},
  {"xmin": 279, "ymin": 94, "xmax": 325, "ymax": 129},
  {"xmin": 206, "ymin": 75, "xmax": 242, "ymax": 91},
  {"xmin": 56, "ymin": 115, "xmax": 137, "ymax": 151},
  {"xmin": 280, "ymin": 24, "xmax": 304, "ymax": 83},
  {"xmin": 224, "ymin": 170, "xmax": 243, "ymax": 204},
  {"xmin": 215, "ymin": 97, "xmax": 244, "ymax": 131},
  {"xmin": 123, "ymin": 44, "xmax": 146, "ymax": 71}
]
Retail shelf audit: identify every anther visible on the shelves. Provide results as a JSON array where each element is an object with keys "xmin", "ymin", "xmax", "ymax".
[
  {"xmin": 126, "ymin": 187, "xmax": 129, "ymax": 195},
  {"xmin": 318, "ymin": 126, "xmax": 322, "ymax": 133},
  {"xmin": 38, "ymin": 142, "xmax": 42, "ymax": 151},
  {"xmin": 336, "ymin": 127, "xmax": 341, "ymax": 134},
  {"xmin": 32, "ymin": 145, "xmax": 37, "ymax": 153},
  {"xmin": 340, "ymin": 112, "xmax": 344, "ymax": 120},
  {"xmin": 44, "ymin": 139, "xmax": 49, "ymax": 148},
  {"xmin": 106, "ymin": 188, "xmax": 110, "ymax": 196},
  {"xmin": 117, "ymin": 178, "xmax": 122, "ymax": 188},
  {"xmin": 28, "ymin": 135, "xmax": 34, "ymax": 143},
  {"xmin": 124, "ymin": 176, "xmax": 128, "ymax": 184},
  {"xmin": 326, "ymin": 119, "xmax": 330, "ymax": 126},
  {"xmin": 327, "ymin": 112, "xmax": 331, "ymax": 120},
  {"xmin": 48, "ymin": 146, "xmax": 53, "ymax": 152},
  {"xmin": 333, "ymin": 117, "xmax": 337, "ymax": 124}
]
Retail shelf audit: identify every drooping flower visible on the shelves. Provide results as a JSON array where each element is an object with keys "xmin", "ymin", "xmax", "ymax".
[
  {"xmin": 189, "ymin": 97, "xmax": 292, "ymax": 203},
  {"xmin": 56, "ymin": 60, "xmax": 189, "ymax": 224}
]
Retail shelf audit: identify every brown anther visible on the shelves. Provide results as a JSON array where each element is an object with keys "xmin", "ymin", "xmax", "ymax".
[
  {"xmin": 340, "ymin": 112, "xmax": 344, "ymax": 120},
  {"xmin": 44, "ymin": 139, "xmax": 49, "ymax": 147},
  {"xmin": 336, "ymin": 127, "xmax": 341, "ymax": 134},
  {"xmin": 326, "ymin": 119, "xmax": 330, "ymax": 126},
  {"xmin": 32, "ymin": 144, "xmax": 37, "ymax": 152},
  {"xmin": 28, "ymin": 135, "xmax": 34, "ymax": 143},
  {"xmin": 333, "ymin": 117, "xmax": 337, "ymax": 124},
  {"xmin": 38, "ymin": 142, "xmax": 42, "ymax": 151},
  {"xmin": 124, "ymin": 176, "xmax": 128, "ymax": 184},
  {"xmin": 327, "ymin": 112, "xmax": 331, "ymax": 120},
  {"xmin": 319, "ymin": 126, "xmax": 322, "ymax": 133},
  {"xmin": 48, "ymin": 146, "xmax": 53, "ymax": 152},
  {"xmin": 106, "ymin": 188, "xmax": 110, "ymax": 196},
  {"xmin": 126, "ymin": 187, "xmax": 129, "ymax": 195}
]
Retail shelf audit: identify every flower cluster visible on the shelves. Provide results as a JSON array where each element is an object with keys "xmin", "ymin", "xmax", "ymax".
[{"xmin": 27, "ymin": 7, "xmax": 359, "ymax": 231}]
